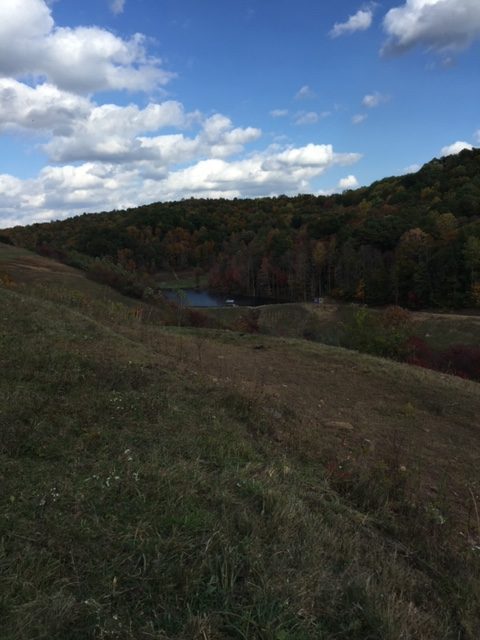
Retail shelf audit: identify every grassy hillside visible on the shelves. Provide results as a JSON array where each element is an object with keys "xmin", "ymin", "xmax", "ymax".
[
  {"xmin": 0, "ymin": 243, "xmax": 141, "ymax": 305},
  {"xmin": 1, "ymin": 247, "xmax": 480, "ymax": 639}
]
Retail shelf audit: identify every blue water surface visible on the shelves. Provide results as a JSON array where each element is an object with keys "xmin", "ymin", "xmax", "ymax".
[{"xmin": 162, "ymin": 289, "xmax": 284, "ymax": 308}]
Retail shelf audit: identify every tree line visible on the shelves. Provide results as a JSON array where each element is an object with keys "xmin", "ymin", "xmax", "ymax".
[{"xmin": 5, "ymin": 148, "xmax": 480, "ymax": 310}]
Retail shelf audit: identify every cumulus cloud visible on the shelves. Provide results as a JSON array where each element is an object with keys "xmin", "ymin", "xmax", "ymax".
[
  {"xmin": 0, "ymin": 72, "xmax": 262, "ymax": 167},
  {"xmin": 117, "ymin": 144, "xmax": 359, "ymax": 201},
  {"xmin": 43, "ymin": 101, "xmax": 195, "ymax": 162},
  {"xmin": 0, "ymin": 0, "xmax": 172, "ymax": 94},
  {"xmin": 383, "ymin": 0, "xmax": 480, "ymax": 55},
  {"xmin": 440, "ymin": 140, "xmax": 473, "ymax": 156},
  {"xmin": 0, "ymin": 79, "xmax": 91, "ymax": 134},
  {"xmin": 362, "ymin": 92, "xmax": 389, "ymax": 108},
  {"xmin": 270, "ymin": 109, "xmax": 288, "ymax": 118},
  {"xmin": 41, "ymin": 109, "xmax": 261, "ymax": 168},
  {"xmin": 330, "ymin": 7, "xmax": 374, "ymax": 38},
  {"xmin": 338, "ymin": 175, "xmax": 359, "ymax": 190}
]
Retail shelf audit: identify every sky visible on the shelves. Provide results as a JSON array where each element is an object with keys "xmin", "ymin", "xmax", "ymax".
[{"xmin": 1, "ymin": 0, "xmax": 479, "ymax": 228}]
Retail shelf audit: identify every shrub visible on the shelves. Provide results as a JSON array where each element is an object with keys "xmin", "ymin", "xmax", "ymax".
[
  {"xmin": 0, "ymin": 272, "xmax": 17, "ymax": 289},
  {"xmin": 36, "ymin": 243, "xmax": 68, "ymax": 262},
  {"xmin": 407, "ymin": 338, "xmax": 480, "ymax": 381},
  {"xmin": 186, "ymin": 308, "xmax": 211, "ymax": 328},
  {"xmin": 437, "ymin": 344, "xmax": 480, "ymax": 381},
  {"xmin": 342, "ymin": 306, "xmax": 413, "ymax": 360},
  {"xmin": 86, "ymin": 258, "xmax": 146, "ymax": 298},
  {"xmin": 234, "ymin": 309, "xmax": 260, "ymax": 333},
  {"xmin": 406, "ymin": 337, "xmax": 433, "ymax": 369}
]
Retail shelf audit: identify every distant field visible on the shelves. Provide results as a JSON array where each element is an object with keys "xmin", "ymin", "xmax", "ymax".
[
  {"xmin": 206, "ymin": 298, "xmax": 480, "ymax": 350},
  {"xmin": 413, "ymin": 310, "xmax": 480, "ymax": 349}
]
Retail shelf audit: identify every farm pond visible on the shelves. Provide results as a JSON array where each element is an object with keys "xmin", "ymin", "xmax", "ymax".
[{"xmin": 162, "ymin": 289, "xmax": 286, "ymax": 308}]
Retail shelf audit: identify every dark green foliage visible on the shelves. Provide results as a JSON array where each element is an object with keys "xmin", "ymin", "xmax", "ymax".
[
  {"xmin": 341, "ymin": 306, "xmax": 414, "ymax": 360},
  {"xmin": 86, "ymin": 257, "xmax": 149, "ymax": 298},
  {"xmin": 0, "ymin": 233, "xmax": 13, "ymax": 245}
]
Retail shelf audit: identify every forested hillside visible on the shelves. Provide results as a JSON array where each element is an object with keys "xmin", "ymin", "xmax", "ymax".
[{"xmin": 5, "ymin": 148, "xmax": 480, "ymax": 309}]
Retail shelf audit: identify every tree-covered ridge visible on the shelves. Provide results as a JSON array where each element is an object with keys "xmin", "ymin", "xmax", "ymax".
[{"xmin": 6, "ymin": 148, "xmax": 480, "ymax": 309}]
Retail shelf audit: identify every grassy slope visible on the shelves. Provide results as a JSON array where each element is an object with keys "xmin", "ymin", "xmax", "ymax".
[
  {"xmin": 1, "ymin": 246, "xmax": 480, "ymax": 639},
  {"xmin": 0, "ymin": 244, "xmax": 142, "ymax": 306}
]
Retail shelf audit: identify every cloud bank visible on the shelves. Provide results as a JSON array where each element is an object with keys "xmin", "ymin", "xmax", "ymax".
[{"xmin": 0, "ymin": 145, "xmax": 361, "ymax": 228}]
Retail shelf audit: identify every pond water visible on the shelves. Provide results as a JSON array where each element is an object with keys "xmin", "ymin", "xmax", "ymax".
[{"xmin": 162, "ymin": 288, "xmax": 285, "ymax": 308}]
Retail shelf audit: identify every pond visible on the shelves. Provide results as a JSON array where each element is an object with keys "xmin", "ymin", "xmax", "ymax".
[{"xmin": 162, "ymin": 288, "xmax": 285, "ymax": 308}]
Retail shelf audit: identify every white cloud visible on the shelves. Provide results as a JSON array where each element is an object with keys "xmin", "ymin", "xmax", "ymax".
[
  {"xmin": 440, "ymin": 140, "xmax": 473, "ymax": 156},
  {"xmin": 402, "ymin": 163, "xmax": 421, "ymax": 174},
  {"xmin": 0, "ymin": 79, "xmax": 91, "ymax": 134},
  {"xmin": 295, "ymin": 85, "xmax": 315, "ymax": 100},
  {"xmin": 362, "ymin": 92, "xmax": 389, "ymax": 108},
  {"xmin": 294, "ymin": 111, "xmax": 330, "ymax": 125},
  {"xmin": 0, "ymin": 144, "xmax": 361, "ymax": 226},
  {"xmin": 43, "ymin": 101, "xmax": 195, "ymax": 162},
  {"xmin": 0, "ymin": 0, "xmax": 172, "ymax": 94},
  {"xmin": 110, "ymin": 0, "xmax": 125, "ymax": 15},
  {"xmin": 330, "ymin": 8, "xmax": 374, "ymax": 38},
  {"xmin": 270, "ymin": 109, "xmax": 288, "ymax": 118},
  {"xmin": 294, "ymin": 111, "xmax": 319, "ymax": 125},
  {"xmin": 45, "ymin": 109, "xmax": 261, "ymax": 165},
  {"xmin": 338, "ymin": 175, "xmax": 359, "ymax": 190},
  {"xmin": 383, "ymin": 0, "xmax": 480, "ymax": 55},
  {"xmin": 124, "ymin": 144, "xmax": 360, "ymax": 201},
  {"xmin": 0, "ymin": 75, "xmax": 262, "ymax": 167},
  {"xmin": 474, "ymin": 130, "xmax": 480, "ymax": 144},
  {"xmin": 352, "ymin": 113, "xmax": 367, "ymax": 125}
]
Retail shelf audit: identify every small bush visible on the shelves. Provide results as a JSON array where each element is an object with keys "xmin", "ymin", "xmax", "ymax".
[
  {"xmin": 36, "ymin": 243, "xmax": 68, "ymax": 262},
  {"xmin": 0, "ymin": 272, "xmax": 17, "ymax": 289},
  {"xmin": 0, "ymin": 233, "xmax": 13, "ymax": 245},
  {"xmin": 407, "ymin": 338, "xmax": 480, "ymax": 381},
  {"xmin": 234, "ymin": 309, "xmax": 260, "ymax": 333},
  {"xmin": 86, "ymin": 258, "xmax": 146, "ymax": 298},
  {"xmin": 187, "ymin": 308, "xmax": 211, "ymax": 328},
  {"xmin": 342, "ymin": 306, "xmax": 413, "ymax": 360}
]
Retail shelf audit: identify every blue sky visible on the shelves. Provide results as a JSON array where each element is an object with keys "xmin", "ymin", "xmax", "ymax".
[{"xmin": 1, "ymin": 0, "xmax": 479, "ymax": 227}]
